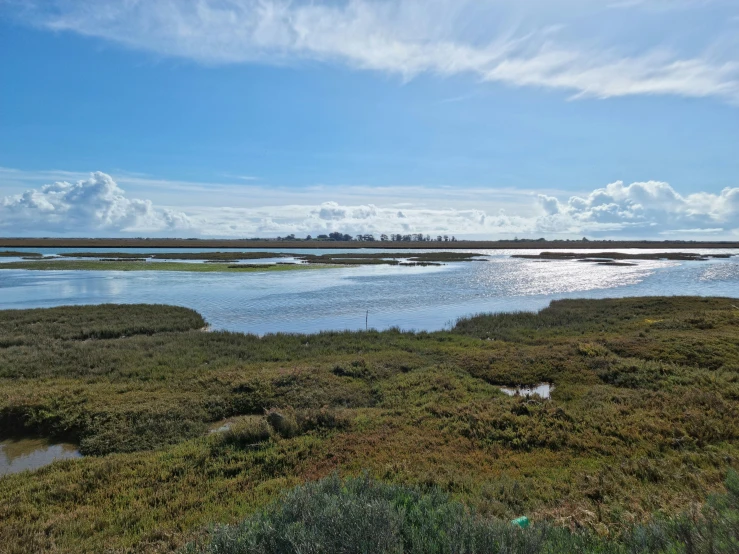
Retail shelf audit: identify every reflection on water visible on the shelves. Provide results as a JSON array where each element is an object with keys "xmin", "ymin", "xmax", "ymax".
[
  {"xmin": 0, "ymin": 438, "xmax": 81, "ymax": 476},
  {"xmin": 0, "ymin": 248, "xmax": 737, "ymax": 335},
  {"xmin": 501, "ymin": 384, "xmax": 553, "ymax": 399},
  {"xmin": 700, "ymin": 262, "xmax": 739, "ymax": 282}
]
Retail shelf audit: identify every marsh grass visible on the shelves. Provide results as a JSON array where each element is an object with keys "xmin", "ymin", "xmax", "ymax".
[
  {"xmin": 0, "ymin": 304, "xmax": 205, "ymax": 343},
  {"xmin": 1, "ymin": 297, "xmax": 738, "ymax": 552},
  {"xmin": 0, "ymin": 251, "xmax": 41, "ymax": 257},
  {"xmin": 220, "ymin": 418, "xmax": 272, "ymax": 447},
  {"xmin": 60, "ymin": 251, "xmax": 291, "ymax": 260},
  {"xmin": 1, "ymin": 250, "xmax": 484, "ymax": 271},
  {"xmin": 512, "ymin": 252, "xmax": 734, "ymax": 262},
  {"xmin": 300, "ymin": 252, "xmax": 485, "ymax": 265}
]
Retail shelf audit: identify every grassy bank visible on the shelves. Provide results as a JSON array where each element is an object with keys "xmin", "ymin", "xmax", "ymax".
[
  {"xmin": 0, "ymin": 251, "xmax": 484, "ymax": 271},
  {"xmin": 0, "ymin": 251, "xmax": 42, "ymax": 257},
  {"xmin": 300, "ymin": 252, "xmax": 484, "ymax": 265},
  {"xmin": 59, "ymin": 252, "xmax": 291, "ymax": 260},
  {"xmin": 0, "ymin": 297, "xmax": 738, "ymax": 552},
  {"xmin": 513, "ymin": 252, "xmax": 735, "ymax": 262}
]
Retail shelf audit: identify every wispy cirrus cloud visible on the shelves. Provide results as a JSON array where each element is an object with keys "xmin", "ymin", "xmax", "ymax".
[{"xmin": 5, "ymin": 0, "xmax": 739, "ymax": 102}]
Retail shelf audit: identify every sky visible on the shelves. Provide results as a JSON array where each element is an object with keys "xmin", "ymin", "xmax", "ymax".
[{"xmin": 1, "ymin": 0, "xmax": 738, "ymax": 239}]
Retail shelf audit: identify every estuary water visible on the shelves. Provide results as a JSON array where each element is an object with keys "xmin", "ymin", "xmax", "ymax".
[
  {"xmin": 0, "ymin": 248, "xmax": 737, "ymax": 335},
  {"xmin": 0, "ymin": 438, "xmax": 81, "ymax": 476}
]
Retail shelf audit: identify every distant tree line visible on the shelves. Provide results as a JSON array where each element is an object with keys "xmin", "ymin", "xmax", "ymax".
[
  {"xmin": 267, "ymin": 235, "xmax": 603, "ymax": 242},
  {"xmin": 273, "ymin": 232, "xmax": 457, "ymax": 242}
]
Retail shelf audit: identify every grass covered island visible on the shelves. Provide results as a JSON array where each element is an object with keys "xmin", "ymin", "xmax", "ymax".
[
  {"xmin": 0, "ymin": 250, "xmax": 485, "ymax": 273},
  {"xmin": 512, "ymin": 252, "xmax": 735, "ymax": 267},
  {"xmin": 0, "ymin": 259, "xmax": 327, "ymax": 273},
  {"xmin": 1, "ymin": 298, "xmax": 738, "ymax": 552}
]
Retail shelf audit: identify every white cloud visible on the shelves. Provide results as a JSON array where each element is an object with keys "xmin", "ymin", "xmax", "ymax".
[
  {"xmin": 0, "ymin": 166, "xmax": 561, "ymax": 215},
  {"xmin": 537, "ymin": 180, "xmax": 739, "ymax": 234},
  {"xmin": 8, "ymin": 0, "xmax": 739, "ymax": 102},
  {"xmin": 181, "ymin": 201, "xmax": 526, "ymax": 238},
  {"xmin": 0, "ymin": 172, "xmax": 192, "ymax": 235},
  {"xmin": 1, "ymin": 171, "xmax": 737, "ymax": 238}
]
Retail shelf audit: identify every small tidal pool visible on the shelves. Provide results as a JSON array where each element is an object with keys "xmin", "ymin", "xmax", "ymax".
[{"xmin": 0, "ymin": 438, "xmax": 81, "ymax": 477}]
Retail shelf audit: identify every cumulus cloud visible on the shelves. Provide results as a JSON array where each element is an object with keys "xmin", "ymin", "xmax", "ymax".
[
  {"xmin": 7, "ymin": 0, "xmax": 739, "ymax": 102},
  {"xmin": 0, "ymin": 172, "xmax": 191, "ymax": 235},
  {"xmin": 180, "ymin": 202, "xmax": 524, "ymax": 238},
  {"xmin": 536, "ymin": 180, "xmax": 739, "ymax": 234},
  {"xmin": 178, "ymin": 181, "xmax": 739, "ymax": 238}
]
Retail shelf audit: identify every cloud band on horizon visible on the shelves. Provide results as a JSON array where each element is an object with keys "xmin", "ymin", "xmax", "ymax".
[{"xmin": 1, "ymin": 171, "xmax": 737, "ymax": 239}]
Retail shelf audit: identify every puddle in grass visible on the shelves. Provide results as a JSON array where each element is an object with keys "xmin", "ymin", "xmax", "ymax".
[
  {"xmin": 0, "ymin": 438, "xmax": 81, "ymax": 476},
  {"xmin": 500, "ymin": 383, "xmax": 553, "ymax": 399}
]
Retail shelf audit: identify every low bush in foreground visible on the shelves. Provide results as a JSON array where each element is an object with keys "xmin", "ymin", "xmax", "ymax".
[{"xmin": 187, "ymin": 472, "xmax": 739, "ymax": 554}]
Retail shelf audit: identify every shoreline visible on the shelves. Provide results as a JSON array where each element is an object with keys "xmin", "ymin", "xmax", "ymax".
[{"xmin": 1, "ymin": 238, "xmax": 739, "ymax": 249}]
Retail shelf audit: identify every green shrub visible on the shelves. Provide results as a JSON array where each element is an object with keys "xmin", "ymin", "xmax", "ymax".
[
  {"xmin": 221, "ymin": 418, "xmax": 272, "ymax": 447},
  {"xmin": 183, "ymin": 474, "xmax": 581, "ymax": 554},
  {"xmin": 295, "ymin": 406, "xmax": 351, "ymax": 432},
  {"xmin": 79, "ymin": 412, "xmax": 206, "ymax": 455},
  {"xmin": 265, "ymin": 408, "xmax": 299, "ymax": 438},
  {"xmin": 187, "ymin": 472, "xmax": 739, "ymax": 554}
]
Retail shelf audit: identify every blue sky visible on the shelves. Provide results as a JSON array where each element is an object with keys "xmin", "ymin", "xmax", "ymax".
[{"xmin": 1, "ymin": 0, "xmax": 738, "ymax": 239}]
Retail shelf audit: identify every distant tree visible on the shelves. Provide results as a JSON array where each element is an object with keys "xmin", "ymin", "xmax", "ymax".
[
  {"xmin": 436, "ymin": 235, "xmax": 443, "ymax": 242},
  {"xmin": 380, "ymin": 234, "xmax": 388, "ymax": 241},
  {"xmin": 317, "ymin": 234, "xmax": 329, "ymax": 240},
  {"xmin": 305, "ymin": 235, "xmax": 312, "ymax": 241},
  {"xmin": 443, "ymin": 235, "xmax": 449, "ymax": 242}
]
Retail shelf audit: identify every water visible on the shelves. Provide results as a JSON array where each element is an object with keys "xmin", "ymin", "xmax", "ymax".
[
  {"xmin": 0, "ymin": 438, "xmax": 81, "ymax": 476},
  {"xmin": 0, "ymin": 248, "xmax": 737, "ymax": 335}
]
